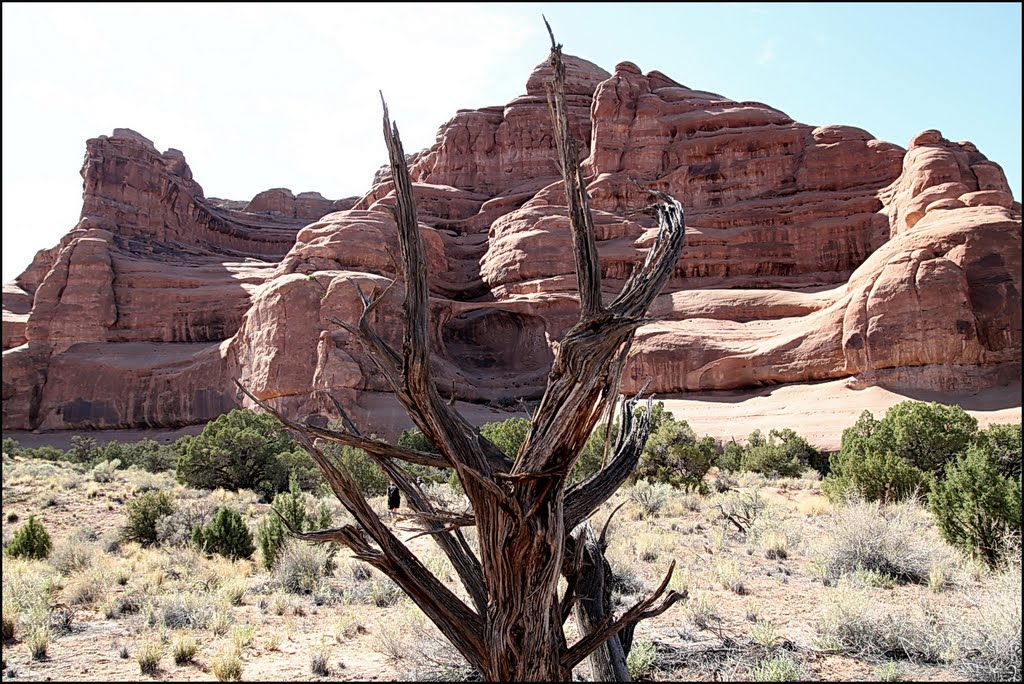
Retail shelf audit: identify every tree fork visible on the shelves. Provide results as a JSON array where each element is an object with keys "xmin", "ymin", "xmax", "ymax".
[{"xmin": 242, "ymin": 22, "xmax": 689, "ymax": 682}]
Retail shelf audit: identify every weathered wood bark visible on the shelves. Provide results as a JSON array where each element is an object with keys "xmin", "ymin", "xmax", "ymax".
[
  {"xmin": 570, "ymin": 520, "xmax": 631, "ymax": 681},
  {"xmin": 244, "ymin": 24, "xmax": 688, "ymax": 682}
]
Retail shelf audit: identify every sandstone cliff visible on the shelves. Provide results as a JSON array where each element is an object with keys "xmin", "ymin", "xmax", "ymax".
[{"xmin": 3, "ymin": 56, "xmax": 1020, "ymax": 433}]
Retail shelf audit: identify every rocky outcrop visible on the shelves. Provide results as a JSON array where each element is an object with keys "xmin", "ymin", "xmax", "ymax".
[
  {"xmin": 3, "ymin": 55, "xmax": 1020, "ymax": 433},
  {"xmin": 2, "ymin": 128, "xmax": 343, "ymax": 429}
]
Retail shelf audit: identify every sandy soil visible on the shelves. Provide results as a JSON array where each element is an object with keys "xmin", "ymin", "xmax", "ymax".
[{"xmin": 3, "ymin": 454, "xmax": 1004, "ymax": 682}]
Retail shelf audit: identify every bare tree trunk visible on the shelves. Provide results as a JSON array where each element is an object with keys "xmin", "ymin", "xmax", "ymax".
[
  {"xmin": 241, "ymin": 22, "xmax": 688, "ymax": 682},
  {"xmin": 571, "ymin": 521, "xmax": 632, "ymax": 681}
]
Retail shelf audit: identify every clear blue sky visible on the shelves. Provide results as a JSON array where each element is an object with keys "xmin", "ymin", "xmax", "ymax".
[{"xmin": 3, "ymin": 2, "xmax": 1020, "ymax": 282}]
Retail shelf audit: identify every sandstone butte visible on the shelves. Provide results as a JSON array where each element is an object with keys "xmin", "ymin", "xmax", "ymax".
[{"xmin": 2, "ymin": 56, "xmax": 1021, "ymax": 450}]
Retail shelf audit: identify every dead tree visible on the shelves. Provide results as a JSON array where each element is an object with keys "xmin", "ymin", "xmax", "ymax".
[{"xmin": 239, "ymin": 26, "xmax": 688, "ymax": 682}]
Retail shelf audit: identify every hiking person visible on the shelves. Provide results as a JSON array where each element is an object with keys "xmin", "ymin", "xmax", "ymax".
[{"xmin": 387, "ymin": 479, "xmax": 400, "ymax": 516}]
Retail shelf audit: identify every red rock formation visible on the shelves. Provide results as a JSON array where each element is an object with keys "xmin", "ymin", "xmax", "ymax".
[
  {"xmin": 3, "ymin": 55, "xmax": 1020, "ymax": 434},
  {"xmin": 2, "ymin": 129, "xmax": 342, "ymax": 429}
]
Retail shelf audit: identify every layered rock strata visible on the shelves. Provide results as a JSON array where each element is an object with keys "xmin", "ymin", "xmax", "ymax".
[{"xmin": 3, "ymin": 55, "xmax": 1020, "ymax": 433}]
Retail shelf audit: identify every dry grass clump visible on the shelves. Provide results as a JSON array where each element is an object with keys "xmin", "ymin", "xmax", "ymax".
[
  {"xmin": 2, "ymin": 594, "xmax": 17, "ymax": 641},
  {"xmin": 171, "ymin": 635, "xmax": 198, "ymax": 664},
  {"xmin": 63, "ymin": 569, "xmax": 108, "ymax": 606},
  {"xmin": 26, "ymin": 625, "xmax": 50, "ymax": 660},
  {"xmin": 49, "ymin": 535, "xmax": 97, "ymax": 576},
  {"xmin": 686, "ymin": 591, "xmax": 719, "ymax": 630},
  {"xmin": 136, "ymin": 639, "xmax": 164, "ymax": 674},
  {"xmin": 310, "ymin": 644, "xmax": 332, "ymax": 676},
  {"xmin": 274, "ymin": 540, "xmax": 332, "ymax": 594},
  {"xmin": 947, "ymin": 546, "xmax": 1021, "ymax": 681},
  {"xmin": 211, "ymin": 647, "xmax": 243, "ymax": 681},
  {"xmin": 814, "ymin": 498, "xmax": 956, "ymax": 585},
  {"xmin": 220, "ymin": 577, "xmax": 247, "ymax": 606},
  {"xmin": 159, "ymin": 592, "xmax": 214, "ymax": 630},
  {"xmin": 815, "ymin": 581, "xmax": 940, "ymax": 661},
  {"xmin": 749, "ymin": 652, "xmax": 806, "ymax": 681},
  {"xmin": 712, "ymin": 558, "xmax": 747, "ymax": 594}
]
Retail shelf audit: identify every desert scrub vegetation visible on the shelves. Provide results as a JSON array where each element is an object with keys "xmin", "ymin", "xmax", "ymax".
[
  {"xmin": 123, "ymin": 490, "xmax": 175, "ymax": 546},
  {"xmin": 813, "ymin": 497, "xmax": 955, "ymax": 585},
  {"xmin": 274, "ymin": 540, "xmax": 334, "ymax": 594},
  {"xmin": 192, "ymin": 507, "xmax": 256, "ymax": 560},
  {"xmin": 5, "ymin": 516, "xmax": 52, "ymax": 560},
  {"xmin": 175, "ymin": 408, "xmax": 323, "ymax": 500},
  {"xmin": 824, "ymin": 402, "xmax": 1021, "ymax": 564},
  {"xmin": 256, "ymin": 472, "xmax": 333, "ymax": 570}
]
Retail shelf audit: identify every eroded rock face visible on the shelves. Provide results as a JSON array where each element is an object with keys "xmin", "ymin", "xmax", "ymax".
[
  {"xmin": 3, "ymin": 55, "xmax": 1020, "ymax": 433},
  {"xmin": 2, "ymin": 129, "xmax": 342, "ymax": 430}
]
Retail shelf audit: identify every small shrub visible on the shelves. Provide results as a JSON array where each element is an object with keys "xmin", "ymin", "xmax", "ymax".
[
  {"xmin": 369, "ymin": 578, "xmax": 404, "ymax": 608},
  {"xmin": 947, "ymin": 549, "xmax": 1021, "ymax": 681},
  {"xmin": 2, "ymin": 595, "xmax": 17, "ymax": 641},
  {"xmin": 626, "ymin": 639, "xmax": 657, "ymax": 679},
  {"xmin": 929, "ymin": 446, "xmax": 1021, "ymax": 567},
  {"xmin": 816, "ymin": 582, "xmax": 939, "ymax": 661},
  {"xmin": 257, "ymin": 473, "xmax": 332, "ymax": 570},
  {"xmin": 751, "ymin": 620, "xmax": 778, "ymax": 648},
  {"xmin": 160, "ymin": 593, "xmax": 213, "ymax": 630},
  {"xmin": 171, "ymin": 635, "xmax": 198, "ymax": 664},
  {"xmin": 123, "ymin": 491, "xmax": 175, "ymax": 546},
  {"xmin": 633, "ymin": 408, "xmax": 717, "ymax": 492},
  {"xmin": 275, "ymin": 541, "xmax": 331, "ymax": 594},
  {"xmin": 814, "ymin": 498, "xmax": 953, "ymax": 584},
  {"xmin": 310, "ymin": 645, "xmax": 331, "ymax": 676},
  {"xmin": 155, "ymin": 500, "xmax": 216, "ymax": 547},
  {"xmin": 137, "ymin": 640, "xmax": 163, "ymax": 674},
  {"xmin": 750, "ymin": 653, "xmax": 805, "ymax": 682},
  {"xmin": 26, "ymin": 625, "xmax": 50, "ymax": 660},
  {"xmin": 50, "ymin": 538, "xmax": 95, "ymax": 576},
  {"xmin": 6, "ymin": 516, "xmax": 52, "ymax": 560},
  {"xmin": 211, "ymin": 648, "xmax": 243, "ymax": 681},
  {"xmin": 193, "ymin": 507, "xmax": 255, "ymax": 560},
  {"xmin": 629, "ymin": 479, "xmax": 673, "ymax": 519},
  {"xmin": 90, "ymin": 458, "xmax": 121, "ymax": 483}
]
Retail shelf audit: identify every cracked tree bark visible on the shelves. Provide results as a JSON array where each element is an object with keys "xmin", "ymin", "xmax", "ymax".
[{"xmin": 242, "ymin": 24, "xmax": 688, "ymax": 682}]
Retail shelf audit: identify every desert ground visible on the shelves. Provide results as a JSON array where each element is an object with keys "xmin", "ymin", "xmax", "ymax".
[{"xmin": 2, "ymin": 437, "xmax": 1019, "ymax": 682}]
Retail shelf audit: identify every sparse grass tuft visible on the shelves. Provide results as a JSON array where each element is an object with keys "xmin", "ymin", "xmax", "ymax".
[
  {"xmin": 310, "ymin": 645, "xmax": 331, "ymax": 676},
  {"xmin": 137, "ymin": 639, "xmax": 163, "ymax": 675},
  {"xmin": 686, "ymin": 592, "xmax": 718, "ymax": 630},
  {"xmin": 749, "ymin": 653, "xmax": 805, "ymax": 681},
  {"xmin": 713, "ymin": 558, "xmax": 746, "ymax": 594},
  {"xmin": 211, "ymin": 647, "xmax": 243, "ymax": 681},
  {"xmin": 172, "ymin": 635, "xmax": 198, "ymax": 665},
  {"xmin": 751, "ymin": 620, "xmax": 778, "ymax": 648},
  {"xmin": 26, "ymin": 625, "xmax": 50, "ymax": 660}
]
